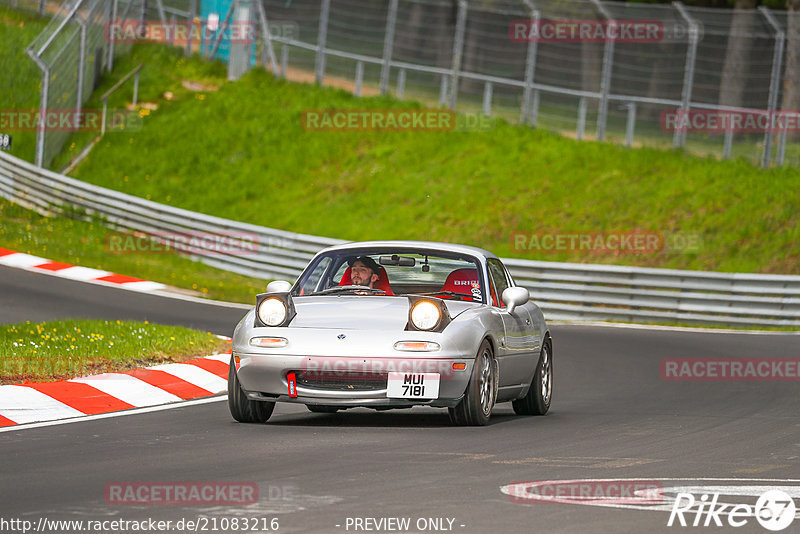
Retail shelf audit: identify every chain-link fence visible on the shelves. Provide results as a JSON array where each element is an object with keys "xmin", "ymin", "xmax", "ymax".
[
  {"xmin": 0, "ymin": 0, "xmax": 47, "ymax": 15},
  {"xmin": 11, "ymin": 0, "xmax": 201, "ymax": 168},
  {"xmin": 24, "ymin": 0, "xmax": 111, "ymax": 167},
  {"xmin": 7, "ymin": 0, "xmax": 799, "ymax": 168},
  {"xmin": 259, "ymin": 0, "xmax": 800, "ymax": 168}
]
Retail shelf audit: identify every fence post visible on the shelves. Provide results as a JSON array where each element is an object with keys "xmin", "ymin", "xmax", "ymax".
[
  {"xmin": 759, "ymin": 6, "xmax": 785, "ymax": 169},
  {"xmin": 256, "ymin": 0, "xmax": 279, "ymax": 73},
  {"xmin": 35, "ymin": 64, "xmax": 49, "ymax": 167},
  {"xmin": 281, "ymin": 45, "xmax": 289, "ymax": 77},
  {"xmin": 482, "ymin": 82, "xmax": 493, "ymax": 115},
  {"xmin": 723, "ymin": 129, "xmax": 733, "ymax": 159},
  {"xmin": 521, "ymin": 1, "xmax": 539, "ymax": 125},
  {"xmin": 577, "ymin": 97, "xmax": 587, "ymax": 140},
  {"xmin": 591, "ymin": 0, "xmax": 615, "ymax": 141},
  {"xmin": 624, "ymin": 102, "xmax": 636, "ymax": 147},
  {"xmin": 75, "ymin": 13, "xmax": 87, "ymax": 126},
  {"xmin": 102, "ymin": 97, "xmax": 108, "ymax": 135},
  {"xmin": 380, "ymin": 0, "xmax": 399, "ymax": 95},
  {"xmin": 108, "ymin": 0, "xmax": 118, "ymax": 71},
  {"xmin": 133, "ymin": 69, "xmax": 140, "ymax": 106},
  {"xmin": 530, "ymin": 89, "xmax": 539, "ymax": 127},
  {"xmin": 439, "ymin": 76, "xmax": 448, "ymax": 106},
  {"xmin": 38, "ymin": 0, "xmax": 45, "ymax": 16},
  {"xmin": 776, "ymin": 115, "xmax": 790, "ymax": 165},
  {"xmin": 186, "ymin": 0, "xmax": 197, "ymax": 56},
  {"xmin": 448, "ymin": 0, "xmax": 467, "ymax": 109},
  {"xmin": 354, "ymin": 61, "xmax": 364, "ymax": 97},
  {"xmin": 315, "ymin": 0, "xmax": 331, "ymax": 85},
  {"xmin": 397, "ymin": 68, "xmax": 406, "ymax": 98},
  {"xmin": 673, "ymin": 1, "xmax": 698, "ymax": 148}
]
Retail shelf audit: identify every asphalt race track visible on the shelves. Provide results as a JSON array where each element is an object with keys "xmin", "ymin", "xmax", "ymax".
[
  {"xmin": 0, "ymin": 266, "xmax": 247, "ymax": 335},
  {"xmin": 1, "ymin": 265, "xmax": 799, "ymax": 534}
]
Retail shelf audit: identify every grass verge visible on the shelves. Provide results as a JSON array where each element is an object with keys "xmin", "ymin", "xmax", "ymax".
[
  {"xmin": 0, "ymin": 198, "xmax": 267, "ymax": 303},
  {"xmin": 58, "ymin": 45, "xmax": 799, "ymax": 274},
  {"xmin": 0, "ymin": 319, "xmax": 231, "ymax": 384}
]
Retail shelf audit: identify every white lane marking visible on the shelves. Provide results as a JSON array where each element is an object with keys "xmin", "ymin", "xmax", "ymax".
[
  {"xmin": 501, "ymin": 478, "xmax": 800, "ymax": 514},
  {"xmin": 549, "ymin": 320, "xmax": 800, "ymax": 336},
  {"xmin": 69, "ymin": 373, "xmax": 181, "ymax": 406},
  {"xmin": 52, "ymin": 266, "xmax": 112, "ymax": 281},
  {"xmin": 0, "ymin": 396, "xmax": 226, "ymax": 433},
  {"xmin": 120, "ymin": 281, "xmax": 168, "ymax": 291},
  {"xmin": 205, "ymin": 353, "xmax": 233, "ymax": 364},
  {"xmin": 0, "ymin": 385, "xmax": 84, "ymax": 424},
  {"xmin": 0, "ymin": 260, "xmax": 250, "ymax": 308},
  {"xmin": 661, "ymin": 485, "xmax": 800, "ymax": 497},
  {"xmin": 0, "ymin": 253, "xmax": 50, "ymax": 268},
  {"xmin": 148, "ymin": 363, "xmax": 226, "ymax": 393}
]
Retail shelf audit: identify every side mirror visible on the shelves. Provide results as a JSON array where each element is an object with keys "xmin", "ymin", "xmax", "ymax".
[
  {"xmin": 266, "ymin": 280, "xmax": 292, "ymax": 293},
  {"xmin": 502, "ymin": 286, "xmax": 530, "ymax": 315}
]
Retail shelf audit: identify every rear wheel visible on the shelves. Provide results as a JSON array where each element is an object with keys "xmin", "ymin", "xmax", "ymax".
[
  {"xmin": 512, "ymin": 336, "xmax": 552, "ymax": 415},
  {"xmin": 306, "ymin": 405, "xmax": 339, "ymax": 413},
  {"xmin": 448, "ymin": 340, "xmax": 497, "ymax": 426},
  {"xmin": 228, "ymin": 355, "xmax": 275, "ymax": 423}
]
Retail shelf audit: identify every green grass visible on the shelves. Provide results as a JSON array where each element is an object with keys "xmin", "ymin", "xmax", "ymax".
[
  {"xmin": 0, "ymin": 198, "xmax": 267, "ymax": 303},
  {"xmin": 0, "ymin": 319, "xmax": 231, "ymax": 384},
  {"xmin": 0, "ymin": 7, "xmax": 50, "ymax": 163},
  {"xmin": 50, "ymin": 45, "xmax": 229, "ymax": 171},
  {"xmin": 59, "ymin": 45, "xmax": 800, "ymax": 274}
]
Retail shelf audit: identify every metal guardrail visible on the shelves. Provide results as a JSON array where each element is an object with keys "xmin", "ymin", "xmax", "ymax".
[{"xmin": 1, "ymin": 150, "xmax": 799, "ymax": 327}]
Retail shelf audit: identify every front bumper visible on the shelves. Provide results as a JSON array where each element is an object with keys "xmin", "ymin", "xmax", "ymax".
[{"xmin": 235, "ymin": 352, "xmax": 474, "ymax": 408}]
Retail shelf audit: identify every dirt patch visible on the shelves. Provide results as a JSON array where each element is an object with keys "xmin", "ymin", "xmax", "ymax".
[
  {"xmin": 283, "ymin": 66, "xmax": 380, "ymax": 97},
  {"xmin": 0, "ymin": 14, "xmax": 26, "ymax": 27},
  {"xmin": 182, "ymin": 79, "xmax": 221, "ymax": 92}
]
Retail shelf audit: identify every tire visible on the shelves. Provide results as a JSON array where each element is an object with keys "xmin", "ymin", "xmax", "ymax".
[
  {"xmin": 512, "ymin": 336, "xmax": 552, "ymax": 416},
  {"xmin": 306, "ymin": 405, "xmax": 339, "ymax": 413},
  {"xmin": 228, "ymin": 355, "xmax": 275, "ymax": 423},
  {"xmin": 448, "ymin": 339, "xmax": 497, "ymax": 426}
]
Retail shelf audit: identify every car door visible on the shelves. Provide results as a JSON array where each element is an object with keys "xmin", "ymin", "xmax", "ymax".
[{"xmin": 487, "ymin": 258, "xmax": 540, "ymax": 400}]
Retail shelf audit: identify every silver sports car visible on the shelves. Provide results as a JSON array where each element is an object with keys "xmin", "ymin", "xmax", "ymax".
[{"xmin": 228, "ymin": 241, "xmax": 552, "ymax": 426}]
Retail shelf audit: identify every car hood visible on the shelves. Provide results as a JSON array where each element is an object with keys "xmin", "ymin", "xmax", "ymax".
[{"xmin": 289, "ymin": 295, "xmax": 476, "ymax": 330}]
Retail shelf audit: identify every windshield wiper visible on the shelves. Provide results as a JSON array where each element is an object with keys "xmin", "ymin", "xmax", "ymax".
[
  {"xmin": 316, "ymin": 285, "xmax": 387, "ymax": 295},
  {"xmin": 415, "ymin": 291, "xmax": 478, "ymax": 301}
]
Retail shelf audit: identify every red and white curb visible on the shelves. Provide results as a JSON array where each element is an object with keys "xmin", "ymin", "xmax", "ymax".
[
  {"xmin": 0, "ymin": 353, "xmax": 232, "ymax": 428},
  {"xmin": 0, "ymin": 247, "xmax": 167, "ymax": 292}
]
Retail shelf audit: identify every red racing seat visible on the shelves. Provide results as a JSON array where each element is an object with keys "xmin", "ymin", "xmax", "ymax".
[
  {"xmin": 441, "ymin": 268, "xmax": 500, "ymax": 305},
  {"xmin": 440, "ymin": 268, "xmax": 484, "ymax": 303},
  {"xmin": 339, "ymin": 266, "xmax": 394, "ymax": 295}
]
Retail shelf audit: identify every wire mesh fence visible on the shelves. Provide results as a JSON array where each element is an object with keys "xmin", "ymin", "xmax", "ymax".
[
  {"xmin": 260, "ymin": 0, "xmax": 800, "ymax": 168},
  {"xmin": 10, "ymin": 0, "xmax": 200, "ymax": 168},
  {"xmin": 6, "ymin": 0, "xmax": 799, "ymax": 168},
  {"xmin": 0, "ymin": 0, "xmax": 47, "ymax": 16}
]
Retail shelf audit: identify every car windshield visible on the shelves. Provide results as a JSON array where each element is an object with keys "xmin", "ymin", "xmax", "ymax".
[{"xmin": 292, "ymin": 249, "xmax": 486, "ymax": 303}]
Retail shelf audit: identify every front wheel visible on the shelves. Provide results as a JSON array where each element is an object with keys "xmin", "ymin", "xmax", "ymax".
[
  {"xmin": 448, "ymin": 340, "xmax": 497, "ymax": 426},
  {"xmin": 512, "ymin": 336, "xmax": 552, "ymax": 415},
  {"xmin": 228, "ymin": 355, "xmax": 275, "ymax": 423}
]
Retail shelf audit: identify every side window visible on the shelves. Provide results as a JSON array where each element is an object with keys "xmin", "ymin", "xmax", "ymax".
[{"xmin": 487, "ymin": 259, "xmax": 510, "ymax": 308}]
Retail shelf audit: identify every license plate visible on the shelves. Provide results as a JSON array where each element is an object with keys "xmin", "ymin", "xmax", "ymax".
[{"xmin": 386, "ymin": 372, "xmax": 440, "ymax": 399}]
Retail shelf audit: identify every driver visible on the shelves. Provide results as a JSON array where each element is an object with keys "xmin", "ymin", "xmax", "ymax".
[{"xmin": 348, "ymin": 256, "xmax": 381, "ymax": 288}]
